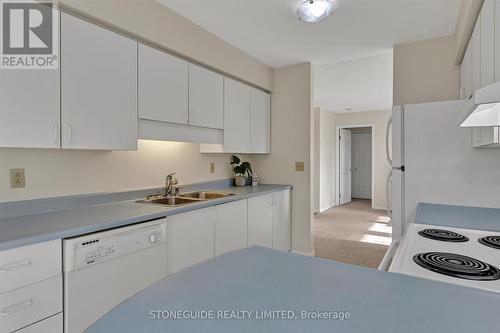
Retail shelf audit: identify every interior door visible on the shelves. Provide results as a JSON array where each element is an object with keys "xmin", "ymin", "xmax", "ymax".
[
  {"xmin": 339, "ymin": 129, "xmax": 352, "ymax": 205},
  {"xmin": 351, "ymin": 132, "xmax": 372, "ymax": 199}
]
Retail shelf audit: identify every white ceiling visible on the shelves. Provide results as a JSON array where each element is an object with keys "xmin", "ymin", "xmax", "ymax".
[
  {"xmin": 314, "ymin": 53, "xmax": 393, "ymax": 113},
  {"xmin": 158, "ymin": 0, "xmax": 462, "ymax": 68}
]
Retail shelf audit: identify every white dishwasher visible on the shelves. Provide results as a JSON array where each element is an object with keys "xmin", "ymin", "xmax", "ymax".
[{"xmin": 63, "ymin": 218, "xmax": 167, "ymax": 333}]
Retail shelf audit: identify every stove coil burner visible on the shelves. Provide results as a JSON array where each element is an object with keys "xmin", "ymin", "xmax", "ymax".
[
  {"xmin": 479, "ymin": 236, "xmax": 500, "ymax": 250},
  {"xmin": 413, "ymin": 252, "xmax": 500, "ymax": 281},
  {"xmin": 418, "ymin": 229, "xmax": 469, "ymax": 242}
]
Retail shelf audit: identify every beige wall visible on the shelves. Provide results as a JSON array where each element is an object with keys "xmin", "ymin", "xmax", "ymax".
[
  {"xmin": 316, "ymin": 109, "xmax": 335, "ymax": 212},
  {"xmin": 0, "ymin": 141, "xmax": 253, "ymax": 202},
  {"xmin": 252, "ymin": 63, "xmax": 314, "ymax": 255},
  {"xmin": 393, "ymin": 35, "xmax": 460, "ymax": 105},
  {"xmin": 59, "ymin": 0, "xmax": 272, "ymax": 91}
]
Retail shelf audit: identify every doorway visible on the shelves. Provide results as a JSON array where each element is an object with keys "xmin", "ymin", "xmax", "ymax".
[{"xmin": 336, "ymin": 125, "xmax": 374, "ymax": 207}]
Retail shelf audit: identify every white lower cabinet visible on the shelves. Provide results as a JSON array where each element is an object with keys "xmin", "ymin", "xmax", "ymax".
[
  {"xmin": 167, "ymin": 207, "xmax": 215, "ymax": 274},
  {"xmin": 248, "ymin": 190, "xmax": 291, "ymax": 251},
  {"xmin": 0, "ymin": 240, "xmax": 62, "ymax": 333},
  {"xmin": 16, "ymin": 312, "xmax": 62, "ymax": 333},
  {"xmin": 248, "ymin": 194, "xmax": 274, "ymax": 248},
  {"xmin": 0, "ymin": 276, "xmax": 62, "ymax": 333},
  {"xmin": 273, "ymin": 190, "xmax": 292, "ymax": 252},
  {"xmin": 215, "ymin": 200, "xmax": 248, "ymax": 256}
]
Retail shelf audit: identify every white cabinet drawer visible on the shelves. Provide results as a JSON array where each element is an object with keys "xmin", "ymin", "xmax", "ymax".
[
  {"xmin": 0, "ymin": 240, "xmax": 61, "ymax": 294},
  {"xmin": 0, "ymin": 276, "xmax": 62, "ymax": 333},
  {"xmin": 16, "ymin": 313, "xmax": 62, "ymax": 333}
]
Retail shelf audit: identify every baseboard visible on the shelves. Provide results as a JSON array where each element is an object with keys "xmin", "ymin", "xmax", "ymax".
[
  {"xmin": 372, "ymin": 205, "xmax": 388, "ymax": 211},
  {"xmin": 291, "ymin": 249, "xmax": 315, "ymax": 257},
  {"xmin": 319, "ymin": 203, "xmax": 336, "ymax": 213}
]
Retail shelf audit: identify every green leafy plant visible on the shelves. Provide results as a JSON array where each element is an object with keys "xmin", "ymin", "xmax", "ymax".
[{"xmin": 231, "ymin": 155, "xmax": 253, "ymax": 177}]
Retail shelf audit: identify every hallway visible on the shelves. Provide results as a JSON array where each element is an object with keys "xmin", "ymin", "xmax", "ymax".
[{"xmin": 314, "ymin": 199, "xmax": 392, "ymax": 269}]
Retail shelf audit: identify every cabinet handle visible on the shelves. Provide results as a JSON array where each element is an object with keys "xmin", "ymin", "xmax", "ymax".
[
  {"xmin": 53, "ymin": 122, "xmax": 59, "ymax": 145},
  {"xmin": 0, "ymin": 299, "xmax": 33, "ymax": 316},
  {"xmin": 65, "ymin": 123, "xmax": 72, "ymax": 145},
  {"xmin": 0, "ymin": 259, "xmax": 31, "ymax": 272}
]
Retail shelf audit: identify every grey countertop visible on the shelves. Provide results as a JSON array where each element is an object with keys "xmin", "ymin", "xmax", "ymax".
[
  {"xmin": 0, "ymin": 183, "xmax": 291, "ymax": 251},
  {"xmin": 416, "ymin": 202, "xmax": 500, "ymax": 232},
  {"xmin": 86, "ymin": 246, "xmax": 500, "ymax": 333}
]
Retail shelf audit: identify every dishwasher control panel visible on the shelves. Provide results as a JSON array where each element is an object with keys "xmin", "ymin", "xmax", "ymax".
[
  {"xmin": 85, "ymin": 246, "xmax": 116, "ymax": 264},
  {"xmin": 63, "ymin": 218, "xmax": 167, "ymax": 271}
]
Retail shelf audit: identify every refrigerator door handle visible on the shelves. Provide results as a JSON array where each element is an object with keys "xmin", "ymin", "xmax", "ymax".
[{"xmin": 386, "ymin": 116, "xmax": 392, "ymax": 166}]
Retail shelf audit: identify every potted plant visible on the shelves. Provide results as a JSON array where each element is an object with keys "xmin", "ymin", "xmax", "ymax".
[{"xmin": 231, "ymin": 155, "xmax": 252, "ymax": 187}]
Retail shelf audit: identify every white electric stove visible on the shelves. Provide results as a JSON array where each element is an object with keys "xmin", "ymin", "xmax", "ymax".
[{"xmin": 389, "ymin": 223, "xmax": 500, "ymax": 293}]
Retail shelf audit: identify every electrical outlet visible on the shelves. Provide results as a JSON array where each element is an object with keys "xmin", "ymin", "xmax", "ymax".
[
  {"xmin": 295, "ymin": 161, "xmax": 305, "ymax": 172},
  {"xmin": 10, "ymin": 169, "xmax": 25, "ymax": 188},
  {"xmin": 210, "ymin": 162, "xmax": 215, "ymax": 174}
]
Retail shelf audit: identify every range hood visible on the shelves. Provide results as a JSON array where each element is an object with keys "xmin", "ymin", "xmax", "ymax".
[{"xmin": 459, "ymin": 81, "xmax": 500, "ymax": 127}]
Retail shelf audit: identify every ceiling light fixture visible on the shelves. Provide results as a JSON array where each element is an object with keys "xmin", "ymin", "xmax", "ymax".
[{"xmin": 295, "ymin": 0, "xmax": 335, "ymax": 23}]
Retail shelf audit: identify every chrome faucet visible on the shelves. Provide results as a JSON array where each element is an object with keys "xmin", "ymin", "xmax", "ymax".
[{"xmin": 165, "ymin": 172, "xmax": 179, "ymax": 197}]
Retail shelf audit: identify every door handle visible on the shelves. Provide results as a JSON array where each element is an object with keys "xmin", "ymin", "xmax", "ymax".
[
  {"xmin": 53, "ymin": 122, "xmax": 59, "ymax": 145},
  {"xmin": 0, "ymin": 299, "xmax": 33, "ymax": 316},
  {"xmin": 0, "ymin": 259, "xmax": 31, "ymax": 272},
  {"xmin": 65, "ymin": 123, "xmax": 72, "ymax": 145}
]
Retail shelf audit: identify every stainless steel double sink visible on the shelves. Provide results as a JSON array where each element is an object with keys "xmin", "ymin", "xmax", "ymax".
[{"xmin": 137, "ymin": 191, "xmax": 234, "ymax": 207}]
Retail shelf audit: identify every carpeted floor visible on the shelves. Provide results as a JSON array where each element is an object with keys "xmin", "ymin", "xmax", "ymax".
[{"xmin": 314, "ymin": 199, "xmax": 392, "ymax": 269}]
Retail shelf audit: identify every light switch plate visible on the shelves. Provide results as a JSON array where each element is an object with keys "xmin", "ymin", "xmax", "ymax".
[
  {"xmin": 210, "ymin": 162, "xmax": 215, "ymax": 174},
  {"xmin": 295, "ymin": 162, "xmax": 305, "ymax": 172},
  {"xmin": 10, "ymin": 169, "xmax": 25, "ymax": 188}
]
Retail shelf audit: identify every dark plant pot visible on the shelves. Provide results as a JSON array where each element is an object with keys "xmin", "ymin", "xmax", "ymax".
[{"xmin": 245, "ymin": 176, "xmax": 252, "ymax": 186}]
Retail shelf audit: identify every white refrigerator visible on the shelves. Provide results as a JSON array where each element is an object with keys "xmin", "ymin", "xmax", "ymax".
[{"xmin": 389, "ymin": 99, "xmax": 500, "ymax": 241}]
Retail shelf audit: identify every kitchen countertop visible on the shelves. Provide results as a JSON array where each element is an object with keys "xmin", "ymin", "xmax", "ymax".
[
  {"xmin": 416, "ymin": 203, "xmax": 500, "ymax": 232},
  {"xmin": 0, "ymin": 183, "xmax": 291, "ymax": 251},
  {"xmin": 86, "ymin": 246, "xmax": 500, "ymax": 333}
]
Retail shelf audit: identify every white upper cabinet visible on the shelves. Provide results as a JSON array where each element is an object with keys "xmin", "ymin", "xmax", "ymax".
[
  {"xmin": 481, "ymin": 0, "xmax": 495, "ymax": 87},
  {"xmin": 224, "ymin": 78, "xmax": 251, "ymax": 152},
  {"xmin": 250, "ymin": 88, "xmax": 271, "ymax": 153},
  {"xmin": 461, "ymin": 41, "xmax": 472, "ymax": 99},
  {"xmin": 188, "ymin": 64, "xmax": 223, "ymax": 129},
  {"xmin": 496, "ymin": 0, "xmax": 500, "ymax": 81},
  {"xmin": 0, "ymin": 68, "xmax": 60, "ymax": 148},
  {"xmin": 138, "ymin": 44, "xmax": 188, "ymax": 125},
  {"xmin": 61, "ymin": 13, "xmax": 138, "ymax": 150}
]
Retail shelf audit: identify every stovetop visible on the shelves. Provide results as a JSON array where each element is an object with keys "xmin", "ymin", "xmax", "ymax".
[{"xmin": 390, "ymin": 223, "xmax": 500, "ymax": 293}]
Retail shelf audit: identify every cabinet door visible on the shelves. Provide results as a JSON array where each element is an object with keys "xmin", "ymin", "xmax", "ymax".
[
  {"xmin": 138, "ymin": 44, "xmax": 188, "ymax": 124},
  {"xmin": 167, "ymin": 208, "xmax": 214, "ymax": 274},
  {"xmin": 188, "ymin": 64, "xmax": 223, "ymax": 129},
  {"xmin": 215, "ymin": 200, "xmax": 248, "ymax": 256},
  {"xmin": 250, "ymin": 88, "xmax": 271, "ymax": 153},
  {"xmin": 481, "ymin": 0, "xmax": 495, "ymax": 87},
  {"xmin": 224, "ymin": 78, "xmax": 251, "ymax": 153},
  {"xmin": 472, "ymin": 18, "xmax": 481, "ymax": 92},
  {"xmin": 496, "ymin": 0, "xmax": 500, "ymax": 81},
  {"xmin": 462, "ymin": 41, "xmax": 473, "ymax": 99},
  {"xmin": 61, "ymin": 13, "xmax": 137, "ymax": 150},
  {"xmin": 0, "ymin": 69, "xmax": 60, "ymax": 148},
  {"xmin": 248, "ymin": 194, "xmax": 273, "ymax": 248},
  {"xmin": 273, "ymin": 190, "xmax": 291, "ymax": 252}
]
